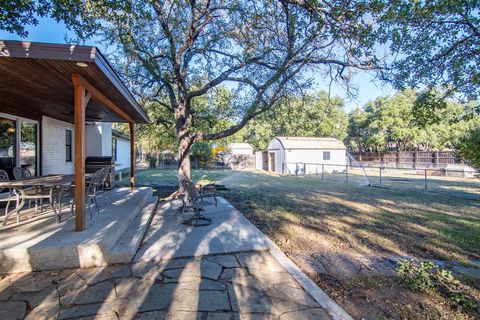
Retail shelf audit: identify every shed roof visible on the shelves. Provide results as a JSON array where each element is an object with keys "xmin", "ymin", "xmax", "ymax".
[
  {"xmin": 274, "ymin": 136, "xmax": 346, "ymax": 150},
  {"xmin": 0, "ymin": 40, "xmax": 150, "ymax": 124},
  {"xmin": 228, "ymin": 143, "xmax": 253, "ymax": 149}
]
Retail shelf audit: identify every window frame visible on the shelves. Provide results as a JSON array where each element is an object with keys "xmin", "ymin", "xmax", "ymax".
[
  {"xmin": 0, "ymin": 112, "xmax": 39, "ymax": 176},
  {"xmin": 323, "ymin": 151, "xmax": 331, "ymax": 161},
  {"xmin": 65, "ymin": 129, "xmax": 72, "ymax": 162},
  {"xmin": 112, "ymin": 137, "xmax": 117, "ymax": 162}
]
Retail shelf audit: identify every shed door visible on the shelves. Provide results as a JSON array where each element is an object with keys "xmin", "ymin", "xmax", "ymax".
[
  {"xmin": 269, "ymin": 152, "xmax": 275, "ymax": 172},
  {"xmin": 262, "ymin": 151, "xmax": 268, "ymax": 170}
]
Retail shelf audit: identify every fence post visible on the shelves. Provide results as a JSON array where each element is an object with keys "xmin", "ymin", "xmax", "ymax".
[
  {"xmin": 295, "ymin": 163, "xmax": 298, "ymax": 176},
  {"xmin": 379, "ymin": 167, "xmax": 382, "ymax": 187},
  {"xmin": 345, "ymin": 164, "xmax": 349, "ymax": 183},
  {"xmin": 322, "ymin": 164, "xmax": 324, "ymax": 180},
  {"xmin": 304, "ymin": 163, "xmax": 306, "ymax": 176},
  {"xmin": 424, "ymin": 169, "xmax": 428, "ymax": 191}
]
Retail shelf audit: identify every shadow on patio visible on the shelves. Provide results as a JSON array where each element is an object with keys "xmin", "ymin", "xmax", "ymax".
[{"xmin": 0, "ymin": 193, "xmax": 344, "ymax": 320}]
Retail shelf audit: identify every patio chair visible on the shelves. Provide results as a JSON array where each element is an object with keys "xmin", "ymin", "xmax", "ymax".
[
  {"xmin": 0, "ymin": 169, "xmax": 21, "ymax": 223},
  {"xmin": 177, "ymin": 174, "xmax": 218, "ymax": 226},
  {"xmin": 96, "ymin": 167, "xmax": 108, "ymax": 206},
  {"xmin": 12, "ymin": 167, "xmax": 31, "ymax": 180},
  {"xmin": 86, "ymin": 169, "xmax": 106, "ymax": 217},
  {"xmin": 12, "ymin": 167, "xmax": 56, "ymax": 217},
  {"xmin": 3, "ymin": 168, "xmax": 58, "ymax": 225},
  {"xmin": 63, "ymin": 169, "xmax": 106, "ymax": 221}
]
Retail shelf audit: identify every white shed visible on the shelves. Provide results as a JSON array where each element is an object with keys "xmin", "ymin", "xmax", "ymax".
[{"xmin": 267, "ymin": 136, "xmax": 347, "ymax": 174}]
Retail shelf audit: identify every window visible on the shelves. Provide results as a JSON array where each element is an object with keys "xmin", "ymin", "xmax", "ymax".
[
  {"xmin": 0, "ymin": 114, "xmax": 39, "ymax": 177},
  {"xmin": 112, "ymin": 138, "xmax": 117, "ymax": 161},
  {"xmin": 323, "ymin": 151, "xmax": 331, "ymax": 161},
  {"xmin": 65, "ymin": 129, "xmax": 72, "ymax": 162}
]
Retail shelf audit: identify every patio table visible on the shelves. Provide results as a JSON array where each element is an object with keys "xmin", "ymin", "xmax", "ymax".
[{"xmin": 0, "ymin": 174, "xmax": 87, "ymax": 226}]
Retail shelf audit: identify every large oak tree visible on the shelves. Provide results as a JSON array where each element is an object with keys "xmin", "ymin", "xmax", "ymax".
[{"xmin": 1, "ymin": 0, "xmax": 383, "ymax": 178}]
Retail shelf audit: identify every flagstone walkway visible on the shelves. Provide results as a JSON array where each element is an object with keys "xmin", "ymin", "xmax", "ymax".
[{"xmin": 0, "ymin": 196, "xmax": 348, "ymax": 320}]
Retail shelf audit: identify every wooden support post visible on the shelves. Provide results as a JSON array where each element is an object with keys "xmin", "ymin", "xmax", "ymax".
[
  {"xmin": 74, "ymin": 84, "xmax": 87, "ymax": 232},
  {"xmin": 129, "ymin": 122, "xmax": 135, "ymax": 192}
]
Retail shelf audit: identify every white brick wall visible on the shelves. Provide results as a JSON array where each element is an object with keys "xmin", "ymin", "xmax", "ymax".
[{"xmin": 42, "ymin": 116, "xmax": 75, "ymax": 175}]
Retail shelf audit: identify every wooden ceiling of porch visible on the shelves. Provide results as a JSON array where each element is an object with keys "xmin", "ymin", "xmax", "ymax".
[{"xmin": 0, "ymin": 41, "xmax": 150, "ymax": 124}]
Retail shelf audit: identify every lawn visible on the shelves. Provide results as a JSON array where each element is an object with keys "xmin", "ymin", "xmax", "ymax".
[
  {"xmin": 133, "ymin": 168, "xmax": 232, "ymax": 187},
  {"xmin": 135, "ymin": 168, "xmax": 480, "ymax": 319}
]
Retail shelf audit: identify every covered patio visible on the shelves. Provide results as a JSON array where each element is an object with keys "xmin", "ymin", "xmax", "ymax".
[{"xmin": 0, "ymin": 40, "xmax": 150, "ymax": 231}]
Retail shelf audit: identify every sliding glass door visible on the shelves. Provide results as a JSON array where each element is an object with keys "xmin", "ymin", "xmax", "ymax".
[
  {"xmin": 0, "ymin": 118, "xmax": 16, "ymax": 179},
  {"xmin": 20, "ymin": 122, "xmax": 38, "ymax": 176},
  {"xmin": 0, "ymin": 114, "xmax": 39, "ymax": 178}
]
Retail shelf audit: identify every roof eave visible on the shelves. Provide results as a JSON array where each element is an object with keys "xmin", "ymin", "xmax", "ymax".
[{"xmin": 0, "ymin": 40, "xmax": 151, "ymax": 124}]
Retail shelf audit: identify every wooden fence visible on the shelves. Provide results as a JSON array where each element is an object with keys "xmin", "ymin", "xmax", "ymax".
[{"xmin": 349, "ymin": 151, "xmax": 464, "ymax": 169}]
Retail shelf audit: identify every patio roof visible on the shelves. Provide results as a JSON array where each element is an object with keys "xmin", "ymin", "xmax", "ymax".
[{"xmin": 0, "ymin": 40, "xmax": 150, "ymax": 124}]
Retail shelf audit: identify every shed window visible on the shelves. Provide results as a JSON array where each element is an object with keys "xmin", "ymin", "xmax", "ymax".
[
  {"xmin": 112, "ymin": 138, "xmax": 117, "ymax": 161},
  {"xmin": 65, "ymin": 129, "xmax": 72, "ymax": 162},
  {"xmin": 323, "ymin": 151, "xmax": 330, "ymax": 161}
]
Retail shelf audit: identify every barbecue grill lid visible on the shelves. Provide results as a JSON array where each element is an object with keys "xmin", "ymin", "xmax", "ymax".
[{"xmin": 85, "ymin": 156, "xmax": 114, "ymax": 163}]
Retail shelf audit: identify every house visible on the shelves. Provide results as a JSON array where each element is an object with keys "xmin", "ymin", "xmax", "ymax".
[
  {"xmin": 226, "ymin": 143, "xmax": 254, "ymax": 170},
  {"xmin": 0, "ymin": 40, "xmax": 150, "ymax": 231},
  {"xmin": 112, "ymin": 129, "xmax": 132, "ymax": 171},
  {"xmin": 228, "ymin": 143, "xmax": 253, "ymax": 155},
  {"xmin": 263, "ymin": 136, "xmax": 347, "ymax": 174}
]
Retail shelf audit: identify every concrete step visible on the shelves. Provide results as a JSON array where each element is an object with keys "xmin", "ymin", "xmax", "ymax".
[
  {"xmin": 106, "ymin": 196, "xmax": 158, "ymax": 264},
  {"xmin": 0, "ymin": 187, "xmax": 156, "ymax": 273}
]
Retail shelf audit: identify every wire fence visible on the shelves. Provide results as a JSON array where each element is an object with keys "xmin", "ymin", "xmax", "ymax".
[{"xmin": 283, "ymin": 162, "xmax": 480, "ymax": 201}]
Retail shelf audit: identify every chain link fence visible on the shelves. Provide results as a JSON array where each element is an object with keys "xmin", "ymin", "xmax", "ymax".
[{"xmin": 283, "ymin": 162, "xmax": 480, "ymax": 201}]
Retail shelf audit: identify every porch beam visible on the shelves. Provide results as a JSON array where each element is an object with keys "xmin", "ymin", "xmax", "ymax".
[
  {"xmin": 72, "ymin": 74, "xmax": 134, "ymax": 123},
  {"xmin": 129, "ymin": 122, "xmax": 135, "ymax": 192},
  {"xmin": 73, "ymin": 83, "xmax": 87, "ymax": 232}
]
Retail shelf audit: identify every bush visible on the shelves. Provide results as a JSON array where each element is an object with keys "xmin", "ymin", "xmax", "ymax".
[
  {"xmin": 456, "ymin": 120, "xmax": 480, "ymax": 170},
  {"xmin": 397, "ymin": 259, "xmax": 478, "ymax": 313}
]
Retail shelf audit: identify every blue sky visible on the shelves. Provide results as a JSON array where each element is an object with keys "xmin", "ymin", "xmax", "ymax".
[{"xmin": 0, "ymin": 17, "xmax": 394, "ymax": 112}]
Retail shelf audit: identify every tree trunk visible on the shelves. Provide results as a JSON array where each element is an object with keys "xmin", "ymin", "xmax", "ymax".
[
  {"xmin": 178, "ymin": 133, "xmax": 192, "ymax": 179},
  {"xmin": 175, "ymin": 100, "xmax": 194, "ymax": 180}
]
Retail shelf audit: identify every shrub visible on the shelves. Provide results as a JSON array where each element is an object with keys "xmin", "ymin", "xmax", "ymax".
[{"xmin": 397, "ymin": 259, "xmax": 478, "ymax": 313}]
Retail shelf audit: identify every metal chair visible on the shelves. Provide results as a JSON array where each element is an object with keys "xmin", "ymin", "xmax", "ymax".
[
  {"xmin": 13, "ymin": 167, "xmax": 31, "ymax": 180},
  {"xmin": 9, "ymin": 167, "xmax": 61, "ymax": 224},
  {"xmin": 65, "ymin": 169, "xmax": 106, "ymax": 221},
  {"xmin": 177, "ymin": 174, "xmax": 217, "ymax": 226},
  {"xmin": 0, "ymin": 169, "xmax": 21, "ymax": 224},
  {"xmin": 86, "ymin": 169, "xmax": 106, "ymax": 217},
  {"xmin": 97, "ymin": 167, "xmax": 108, "ymax": 206}
]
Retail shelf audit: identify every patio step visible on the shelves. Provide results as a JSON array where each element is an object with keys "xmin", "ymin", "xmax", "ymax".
[
  {"xmin": 106, "ymin": 196, "xmax": 158, "ymax": 264},
  {"xmin": 0, "ymin": 187, "xmax": 157, "ymax": 273}
]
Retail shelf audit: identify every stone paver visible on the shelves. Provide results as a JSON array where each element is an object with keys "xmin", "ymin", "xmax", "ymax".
[
  {"xmin": 0, "ymin": 251, "xmax": 330, "ymax": 319},
  {"xmin": 0, "ymin": 301, "xmax": 27, "ymax": 320},
  {"xmin": 0, "ymin": 197, "xmax": 340, "ymax": 319}
]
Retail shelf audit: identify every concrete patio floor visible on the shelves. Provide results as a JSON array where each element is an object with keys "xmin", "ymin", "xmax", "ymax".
[
  {"xmin": 0, "ymin": 196, "xmax": 352, "ymax": 320},
  {"xmin": 0, "ymin": 187, "xmax": 157, "ymax": 273}
]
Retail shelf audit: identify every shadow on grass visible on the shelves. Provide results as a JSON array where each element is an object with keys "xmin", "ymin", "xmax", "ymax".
[{"xmin": 219, "ymin": 173, "xmax": 480, "ymax": 262}]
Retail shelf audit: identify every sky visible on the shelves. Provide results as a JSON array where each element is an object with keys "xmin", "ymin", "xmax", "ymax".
[{"xmin": 0, "ymin": 17, "xmax": 394, "ymax": 112}]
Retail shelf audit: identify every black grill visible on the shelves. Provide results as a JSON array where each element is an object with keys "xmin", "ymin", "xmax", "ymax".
[{"xmin": 85, "ymin": 156, "xmax": 115, "ymax": 189}]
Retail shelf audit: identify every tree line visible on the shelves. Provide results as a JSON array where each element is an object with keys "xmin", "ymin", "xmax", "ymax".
[
  {"xmin": 239, "ymin": 88, "xmax": 479, "ymax": 154},
  {"xmin": 128, "ymin": 87, "xmax": 478, "ymax": 166}
]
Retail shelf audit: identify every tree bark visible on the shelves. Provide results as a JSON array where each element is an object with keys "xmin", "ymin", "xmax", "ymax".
[
  {"xmin": 178, "ymin": 138, "xmax": 191, "ymax": 179},
  {"xmin": 175, "ymin": 101, "xmax": 194, "ymax": 180}
]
